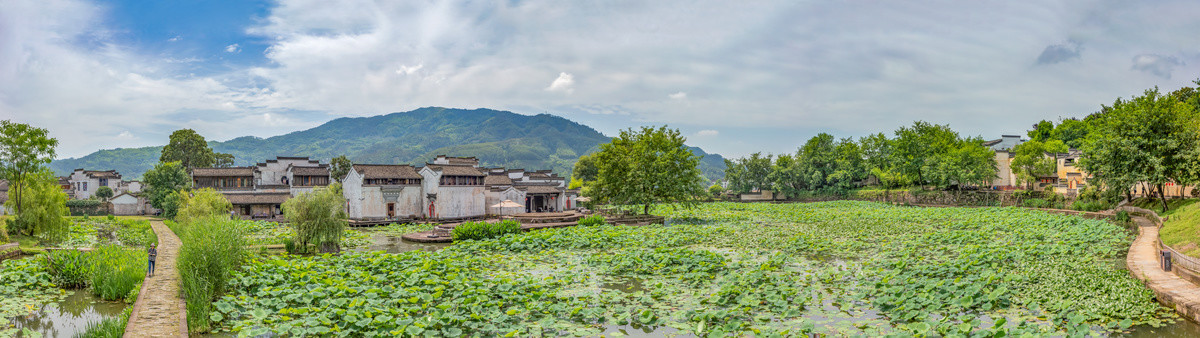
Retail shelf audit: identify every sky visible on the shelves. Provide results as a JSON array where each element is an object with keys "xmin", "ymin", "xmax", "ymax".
[{"xmin": 2, "ymin": 0, "xmax": 1200, "ymax": 160}]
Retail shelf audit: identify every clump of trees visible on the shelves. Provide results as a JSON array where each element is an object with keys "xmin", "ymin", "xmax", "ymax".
[
  {"xmin": 282, "ymin": 183, "xmax": 347, "ymax": 253},
  {"xmin": 587, "ymin": 126, "xmax": 706, "ymax": 215},
  {"xmin": 1, "ymin": 120, "xmax": 68, "ymax": 243},
  {"xmin": 143, "ymin": 161, "xmax": 191, "ymax": 218},
  {"xmin": 724, "ymin": 121, "xmax": 997, "ymax": 197},
  {"xmin": 160, "ymin": 129, "xmax": 234, "ymax": 168}
]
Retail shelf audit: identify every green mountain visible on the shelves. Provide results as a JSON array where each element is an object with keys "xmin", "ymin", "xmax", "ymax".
[{"xmin": 50, "ymin": 107, "xmax": 727, "ymax": 181}]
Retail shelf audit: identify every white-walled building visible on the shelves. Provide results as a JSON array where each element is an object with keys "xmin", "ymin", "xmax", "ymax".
[{"xmin": 191, "ymin": 156, "xmax": 330, "ymax": 219}]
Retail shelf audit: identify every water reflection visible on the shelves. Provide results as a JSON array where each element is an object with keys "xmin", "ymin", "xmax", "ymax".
[
  {"xmin": 10, "ymin": 290, "xmax": 128, "ymax": 338},
  {"xmin": 1125, "ymin": 320, "xmax": 1200, "ymax": 337}
]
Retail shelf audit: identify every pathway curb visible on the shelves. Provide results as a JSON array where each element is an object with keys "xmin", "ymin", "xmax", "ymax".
[{"xmin": 1125, "ymin": 214, "xmax": 1200, "ymax": 324}]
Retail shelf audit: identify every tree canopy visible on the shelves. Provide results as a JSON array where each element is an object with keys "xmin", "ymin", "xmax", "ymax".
[
  {"xmin": 282, "ymin": 183, "xmax": 348, "ymax": 253},
  {"xmin": 329, "ymin": 155, "xmax": 352, "ymax": 182},
  {"xmin": 0, "ymin": 120, "xmax": 58, "ymax": 217},
  {"xmin": 590, "ymin": 126, "xmax": 706, "ymax": 215},
  {"xmin": 144, "ymin": 161, "xmax": 191, "ymax": 217},
  {"xmin": 95, "ymin": 186, "xmax": 114, "ymax": 200},
  {"xmin": 723, "ymin": 152, "xmax": 772, "ymax": 194},
  {"xmin": 1010, "ymin": 139, "xmax": 1068, "ymax": 190},
  {"xmin": 4, "ymin": 169, "xmax": 68, "ymax": 242},
  {"xmin": 160, "ymin": 129, "xmax": 232, "ymax": 168},
  {"xmin": 176, "ymin": 188, "xmax": 233, "ymax": 224}
]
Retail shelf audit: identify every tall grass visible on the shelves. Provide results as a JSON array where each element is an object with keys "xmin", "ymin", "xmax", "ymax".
[
  {"xmin": 451, "ymin": 220, "xmax": 522, "ymax": 241},
  {"xmin": 75, "ymin": 306, "xmax": 132, "ymax": 338},
  {"xmin": 41, "ymin": 249, "xmax": 93, "ymax": 289},
  {"xmin": 177, "ymin": 216, "xmax": 246, "ymax": 332},
  {"xmin": 89, "ymin": 245, "xmax": 147, "ymax": 301}
]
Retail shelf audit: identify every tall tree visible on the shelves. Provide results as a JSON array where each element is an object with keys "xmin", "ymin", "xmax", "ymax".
[
  {"xmin": 214, "ymin": 153, "xmax": 235, "ymax": 168},
  {"xmin": 797, "ymin": 134, "xmax": 837, "ymax": 189},
  {"xmin": 591, "ymin": 126, "xmax": 706, "ymax": 215},
  {"xmin": 1081, "ymin": 88, "xmax": 1200, "ymax": 210},
  {"xmin": 329, "ymin": 155, "xmax": 353, "ymax": 182},
  {"xmin": 143, "ymin": 161, "xmax": 191, "ymax": 215},
  {"xmin": 892, "ymin": 121, "xmax": 958, "ymax": 186},
  {"xmin": 1051, "ymin": 118, "xmax": 1090, "ymax": 149},
  {"xmin": 1028, "ymin": 120, "xmax": 1055, "ymax": 142},
  {"xmin": 3, "ymin": 169, "xmax": 68, "ymax": 242},
  {"xmin": 160, "ymin": 129, "xmax": 229, "ymax": 168},
  {"xmin": 572, "ymin": 153, "xmax": 599, "ymax": 182},
  {"xmin": 827, "ymin": 138, "xmax": 866, "ymax": 190},
  {"xmin": 724, "ymin": 152, "xmax": 773, "ymax": 194},
  {"xmin": 283, "ymin": 183, "xmax": 348, "ymax": 253},
  {"xmin": 769, "ymin": 153, "xmax": 806, "ymax": 198},
  {"xmin": 928, "ymin": 137, "xmax": 997, "ymax": 189},
  {"xmin": 0, "ymin": 120, "xmax": 58, "ymax": 217}
]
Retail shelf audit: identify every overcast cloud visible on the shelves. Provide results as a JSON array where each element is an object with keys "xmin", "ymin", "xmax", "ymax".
[{"xmin": 2, "ymin": 0, "xmax": 1200, "ymax": 159}]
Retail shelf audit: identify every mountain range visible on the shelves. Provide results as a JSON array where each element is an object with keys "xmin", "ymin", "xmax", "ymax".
[{"xmin": 49, "ymin": 107, "xmax": 727, "ymax": 181}]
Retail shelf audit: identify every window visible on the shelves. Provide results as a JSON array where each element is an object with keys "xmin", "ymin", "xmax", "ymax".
[
  {"xmin": 99, "ymin": 178, "xmax": 108, "ymax": 186},
  {"xmin": 440, "ymin": 176, "xmax": 481, "ymax": 186},
  {"xmin": 365, "ymin": 178, "xmax": 419, "ymax": 185}
]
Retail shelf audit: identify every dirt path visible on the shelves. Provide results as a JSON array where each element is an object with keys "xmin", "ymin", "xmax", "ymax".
[
  {"xmin": 1126, "ymin": 215, "xmax": 1200, "ymax": 323},
  {"xmin": 124, "ymin": 220, "xmax": 188, "ymax": 337}
]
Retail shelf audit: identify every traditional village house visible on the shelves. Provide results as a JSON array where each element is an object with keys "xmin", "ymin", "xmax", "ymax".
[
  {"xmin": 419, "ymin": 156, "xmax": 488, "ymax": 220},
  {"xmin": 984, "ymin": 135, "xmax": 1023, "ymax": 189},
  {"xmin": 511, "ymin": 169, "xmax": 570, "ymax": 212},
  {"xmin": 342, "ymin": 164, "xmax": 425, "ymax": 221},
  {"xmin": 482, "ymin": 168, "xmax": 525, "ymax": 216},
  {"xmin": 68, "ymin": 169, "xmax": 122, "ymax": 199},
  {"xmin": 191, "ymin": 156, "xmax": 329, "ymax": 219}
]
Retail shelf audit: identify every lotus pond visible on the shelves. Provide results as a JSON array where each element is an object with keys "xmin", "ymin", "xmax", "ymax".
[{"xmin": 209, "ymin": 201, "xmax": 1184, "ymax": 336}]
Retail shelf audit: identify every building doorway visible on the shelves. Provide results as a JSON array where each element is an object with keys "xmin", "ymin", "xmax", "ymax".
[{"xmin": 387, "ymin": 203, "xmax": 395, "ymax": 218}]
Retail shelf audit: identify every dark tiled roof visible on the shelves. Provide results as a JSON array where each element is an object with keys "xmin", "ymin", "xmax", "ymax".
[
  {"xmin": 192, "ymin": 167, "xmax": 254, "ymax": 177},
  {"xmin": 484, "ymin": 175, "xmax": 513, "ymax": 186},
  {"xmin": 84, "ymin": 170, "xmax": 122, "ymax": 179},
  {"xmin": 291, "ymin": 166, "xmax": 330, "ymax": 176},
  {"xmin": 428, "ymin": 165, "xmax": 485, "ymax": 177},
  {"xmin": 224, "ymin": 192, "xmax": 291, "ymax": 205},
  {"xmin": 520, "ymin": 185, "xmax": 563, "ymax": 194},
  {"xmin": 353, "ymin": 164, "xmax": 421, "ymax": 179},
  {"xmin": 982, "ymin": 139, "xmax": 1002, "ymax": 146}
]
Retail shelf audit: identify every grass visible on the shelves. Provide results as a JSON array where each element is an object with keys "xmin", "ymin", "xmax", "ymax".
[
  {"xmin": 75, "ymin": 307, "xmax": 132, "ymax": 338},
  {"xmin": 90, "ymin": 245, "xmax": 147, "ymax": 301},
  {"xmin": 41, "ymin": 249, "xmax": 93, "ymax": 288},
  {"xmin": 1130, "ymin": 197, "xmax": 1199, "ymax": 217},
  {"xmin": 1161, "ymin": 202, "xmax": 1200, "ymax": 257},
  {"xmin": 177, "ymin": 216, "xmax": 246, "ymax": 333}
]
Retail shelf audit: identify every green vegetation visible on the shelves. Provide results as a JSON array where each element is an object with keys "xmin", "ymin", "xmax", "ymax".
[
  {"xmin": 726, "ymin": 122, "xmax": 998, "ymax": 197},
  {"xmin": 450, "ymin": 220, "xmax": 521, "ymax": 241},
  {"xmin": 89, "ymin": 245, "xmax": 146, "ymax": 301},
  {"xmin": 176, "ymin": 216, "xmax": 247, "ymax": 332},
  {"xmin": 1130, "ymin": 197, "xmax": 1199, "ymax": 217},
  {"xmin": 50, "ymin": 107, "xmax": 728, "ymax": 181},
  {"xmin": 94, "ymin": 186, "xmax": 114, "ymax": 200},
  {"xmin": 577, "ymin": 215, "xmax": 606, "ymax": 226},
  {"xmin": 41, "ymin": 250, "xmax": 92, "ymax": 288},
  {"xmin": 1161, "ymin": 202, "xmax": 1200, "ymax": 256},
  {"xmin": 282, "ymin": 184, "xmax": 347, "ymax": 253},
  {"xmin": 0, "ymin": 258, "xmax": 66, "ymax": 332},
  {"xmin": 159, "ymin": 128, "xmax": 232, "ymax": 169},
  {"xmin": 330, "ymin": 155, "xmax": 352, "ymax": 181},
  {"xmin": 75, "ymin": 307, "xmax": 133, "ymax": 338},
  {"xmin": 65, "ymin": 199, "xmax": 106, "ymax": 216},
  {"xmin": 142, "ymin": 161, "xmax": 190, "ymax": 218},
  {"xmin": 590, "ymin": 126, "xmax": 706, "ymax": 214},
  {"xmin": 209, "ymin": 202, "xmax": 1170, "ymax": 336},
  {"xmin": 175, "ymin": 188, "xmax": 231, "ymax": 224},
  {"xmin": 5, "ymin": 169, "xmax": 70, "ymax": 242}
]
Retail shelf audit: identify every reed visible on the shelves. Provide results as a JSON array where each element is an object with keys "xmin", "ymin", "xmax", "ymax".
[
  {"xmin": 177, "ymin": 215, "xmax": 246, "ymax": 332},
  {"xmin": 40, "ymin": 249, "xmax": 93, "ymax": 289},
  {"xmin": 89, "ymin": 245, "xmax": 146, "ymax": 301},
  {"xmin": 75, "ymin": 306, "xmax": 132, "ymax": 338}
]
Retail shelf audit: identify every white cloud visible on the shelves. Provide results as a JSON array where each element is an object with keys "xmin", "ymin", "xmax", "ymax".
[
  {"xmin": 225, "ymin": 43, "xmax": 241, "ymax": 53},
  {"xmin": 117, "ymin": 131, "xmax": 134, "ymax": 139},
  {"xmin": 167, "ymin": 35, "xmax": 181, "ymax": 42},
  {"xmin": 669, "ymin": 91, "xmax": 687, "ymax": 100},
  {"xmin": 545, "ymin": 72, "xmax": 575, "ymax": 94},
  {"xmin": 396, "ymin": 63, "xmax": 423, "ymax": 75},
  {"xmin": 696, "ymin": 129, "xmax": 719, "ymax": 137}
]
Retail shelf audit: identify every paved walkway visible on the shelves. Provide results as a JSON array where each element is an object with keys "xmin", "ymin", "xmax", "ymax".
[
  {"xmin": 1126, "ymin": 215, "xmax": 1200, "ymax": 323},
  {"xmin": 124, "ymin": 220, "xmax": 188, "ymax": 337}
]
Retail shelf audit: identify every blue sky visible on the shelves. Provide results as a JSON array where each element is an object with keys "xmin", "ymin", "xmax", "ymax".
[{"xmin": 2, "ymin": 0, "xmax": 1200, "ymax": 160}]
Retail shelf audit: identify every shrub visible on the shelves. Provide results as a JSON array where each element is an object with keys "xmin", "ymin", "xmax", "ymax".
[
  {"xmin": 178, "ymin": 216, "xmax": 246, "ymax": 332},
  {"xmin": 125, "ymin": 283, "xmax": 141, "ymax": 304},
  {"xmin": 452, "ymin": 220, "xmax": 523, "ymax": 241},
  {"xmin": 578, "ymin": 215, "xmax": 606, "ymax": 226},
  {"xmin": 95, "ymin": 186, "xmax": 114, "ymax": 200},
  {"xmin": 76, "ymin": 306, "xmax": 132, "ymax": 338},
  {"xmin": 1022, "ymin": 198, "xmax": 1049, "ymax": 208},
  {"xmin": 176, "ymin": 188, "xmax": 232, "ymax": 224},
  {"xmin": 90, "ymin": 245, "xmax": 146, "ymax": 301},
  {"xmin": 282, "ymin": 184, "xmax": 347, "ymax": 253},
  {"xmin": 41, "ymin": 249, "xmax": 92, "ymax": 289},
  {"xmin": 1071, "ymin": 200, "xmax": 1109, "ymax": 212},
  {"xmin": 1114, "ymin": 210, "xmax": 1132, "ymax": 223}
]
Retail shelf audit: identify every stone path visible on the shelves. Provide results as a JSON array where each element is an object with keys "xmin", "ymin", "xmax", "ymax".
[
  {"xmin": 124, "ymin": 220, "xmax": 188, "ymax": 337},
  {"xmin": 1126, "ymin": 215, "xmax": 1200, "ymax": 323}
]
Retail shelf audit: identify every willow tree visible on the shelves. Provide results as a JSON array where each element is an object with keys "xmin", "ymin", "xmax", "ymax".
[
  {"xmin": 282, "ymin": 183, "xmax": 347, "ymax": 253},
  {"xmin": 4, "ymin": 169, "xmax": 68, "ymax": 242},
  {"xmin": 591, "ymin": 126, "xmax": 705, "ymax": 215},
  {"xmin": 176, "ymin": 188, "xmax": 232, "ymax": 224}
]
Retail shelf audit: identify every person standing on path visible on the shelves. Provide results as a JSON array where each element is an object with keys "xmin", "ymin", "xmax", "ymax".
[{"xmin": 147, "ymin": 243, "xmax": 157, "ymax": 277}]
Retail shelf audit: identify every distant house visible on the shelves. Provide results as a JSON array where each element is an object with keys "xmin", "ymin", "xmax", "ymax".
[
  {"xmin": 68, "ymin": 169, "xmax": 122, "ymax": 199},
  {"xmin": 110, "ymin": 192, "xmax": 154, "ymax": 215},
  {"xmin": 191, "ymin": 157, "xmax": 329, "ymax": 219},
  {"xmin": 984, "ymin": 135, "xmax": 1024, "ymax": 189},
  {"xmin": 341, "ymin": 155, "xmax": 574, "ymax": 222}
]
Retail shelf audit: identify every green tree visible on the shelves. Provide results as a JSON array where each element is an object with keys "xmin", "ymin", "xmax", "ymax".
[
  {"xmin": 1051, "ymin": 118, "xmax": 1090, "ymax": 149},
  {"xmin": 572, "ymin": 153, "xmax": 599, "ymax": 182},
  {"xmin": 4, "ymin": 169, "xmax": 68, "ymax": 242},
  {"xmin": 928, "ymin": 137, "xmax": 997, "ymax": 189},
  {"xmin": 160, "ymin": 129, "xmax": 228, "ymax": 168},
  {"xmin": 329, "ymin": 155, "xmax": 353, "ymax": 181},
  {"xmin": 282, "ymin": 183, "xmax": 348, "ymax": 253},
  {"xmin": 708, "ymin": 183, "xmax": 724, "ymax": 197},
  {"xmin": 724, "ymin": 152, "xmax": 773, "ymax": 194},
  {"xmin": 769, "ymin": 153, "xmax": 806, "ymax": 198},
  {"xmin": 797, "ymin": 134, "xmax": 837, "ymax": 190},
  {"xmin": 827, "ymin": 137, "xmax": 866, "ymax": 190},
  {"xmin": 1028, "ymin": 120, "xmax": 1055, "ymax": 142},
  {"xmin": 1011, "ymin": 139, "xmax": 1068, "ymax": 190},
  {"xmin": 143, "ymin": 161, "xmax": 191, "ymax": 217},
  {"xmin": 1081, "ymin": 87, "xmax": 1200, "ymax": 210},
  {"xmin": 892, "ymin": 121, "xmax": 958, "ymax": 186},
  {"xmin": 95, "ymin": 186, "xmax": 114, "ymax": 200},
  {"xmin": 0, "ymin": 120, "xmax": 59, "ymax": 218},
  {"xmin": 214, "ymin": 153, "xmax": 235, "ymax": 168},
  {"xmin": 591, "ymin": 126, "xmax": 706, "ymax": 215},
  {"xmin": 176, "ymin": 188, "xmax": 233, "ymax": 224}
]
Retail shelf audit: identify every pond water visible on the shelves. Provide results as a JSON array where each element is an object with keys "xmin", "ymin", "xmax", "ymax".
[
  {"xmin": 8, "ymin": 290, "xmax": 128, "ymax": 338},
  {"xmin": 1125, "ymin": 320, "xmax": 1200, "ymax": 337},
  {"xmin": 350, "ymin": 232, "xmax": 451, "ymax": 253}
]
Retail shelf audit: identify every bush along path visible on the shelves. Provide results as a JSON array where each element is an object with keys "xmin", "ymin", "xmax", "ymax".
[
  {"xmin": 1126, "ymin": 213, "xmax": 1200, "ymax": 323},
  {"xmin": 124, "ymin": 220, "xmax": 188, "ymax": 337}
]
